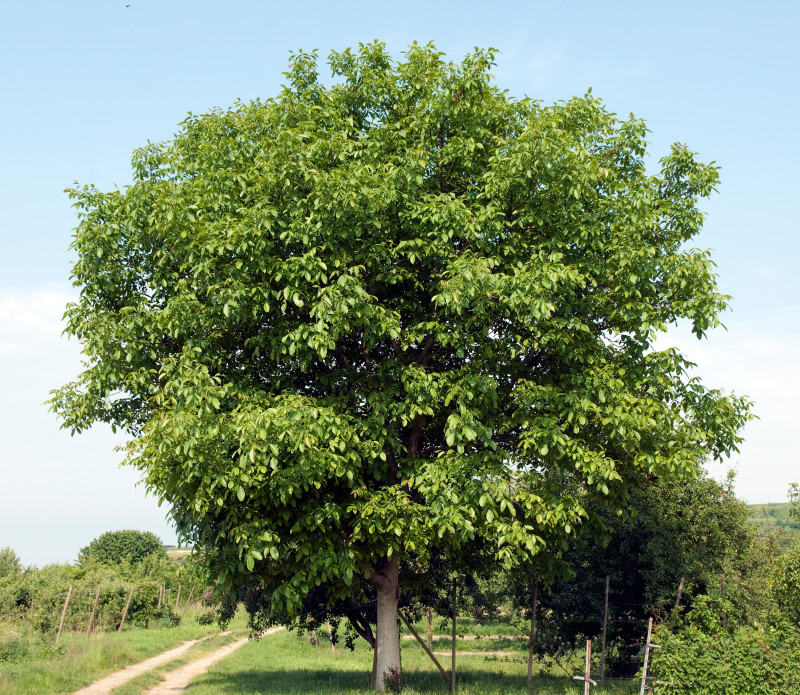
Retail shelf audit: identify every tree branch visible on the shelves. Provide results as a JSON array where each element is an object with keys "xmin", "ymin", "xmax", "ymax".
[{"xmin": 418, "ymin": 334, "xmax": 435, "ymax": 366}]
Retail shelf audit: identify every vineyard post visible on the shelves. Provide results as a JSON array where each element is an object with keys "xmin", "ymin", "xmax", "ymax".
[
  {"xmin": 399, "ymin": 610, "xmax": 451, "ymax": 687},
  {"xmin": 55, "ymin": 584, "xmax": 73, "ymax": 645},
  {"xmin": 451, "ymin": 578, "xmax": 457, "ymax": 694},
  {"xmin": 639, "ymin": 617, "xmax": 653, "ymax": 695},
  {"xmin": 572, "ymin": 639, "xmax": 598, "ymax": 692},
  {"xmin": 585, "ymin": 640, "xmax": 592, "ymax": 695},
  {"xmin": 426, "ymin": 609, "xmax": 433, "ymax": 650},
  {"xmin": 179, "ymin": 587, "xmax": 195, "ymax": 621},
  {"xmin": 86, "ymin": 585, "xmax": 101, "ymax": 637},
  {"xmin": 601, "ymin": 575, "xmax": 610, "ymax": 682},
  {"xmin": 721, "ymin": 577, "xmax": 727, "ymax": 630},
  {"xmin": 118, "ymin": 586, "xmax": 135, "ymax": 631},
  {"xmin": 173, "ymin": 584, "xmax": 181, "ymax": 615},
  {"xmin": 669, "ymin": 578, "xmax": 685, "ymax": 627},
  {"xmin": 327, "ymin": 618, "xmax": 337, "ymax": 657},
  {"xmin": 527, "ymin": 580, "xmax": 539, "ymax": 688}
]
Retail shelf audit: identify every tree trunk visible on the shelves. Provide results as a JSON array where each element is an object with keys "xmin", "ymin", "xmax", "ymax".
[{"xmin": 371, "ymin": 557, "xmax": 401, "ymax": 692}]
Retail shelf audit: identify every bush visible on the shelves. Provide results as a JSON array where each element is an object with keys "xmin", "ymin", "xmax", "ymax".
[
  {"xmin": 78, "ymin": 530, "xmax": 167, "ymax": 567},
  {"xmin": 0, "ymin": 551, "xmax": 206, "ymax": 639},
  {"xmin": 651, "ymin": 625, "xmax": 800, "ymax": 694},
  {"xmin": 773, "ymin": 541, "xmax": 800, "ymax": 624}
]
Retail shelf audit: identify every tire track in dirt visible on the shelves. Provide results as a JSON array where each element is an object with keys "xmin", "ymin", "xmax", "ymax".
[
  {"xmin": 143, "ymin": 626, "xmax": 284, "ymax": 694},
  {"xmin": 71, "ymin": 633, "xmax": 231, "ymax": 695}
]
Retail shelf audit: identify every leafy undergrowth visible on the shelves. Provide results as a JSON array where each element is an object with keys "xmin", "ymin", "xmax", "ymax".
[
  {"xmin": 184, "ymin": 629, "xmax": 637, "ymax": 694},
  {"xmin": 0, "ymin": 608, "xmax": 246, "ymax": 695}
]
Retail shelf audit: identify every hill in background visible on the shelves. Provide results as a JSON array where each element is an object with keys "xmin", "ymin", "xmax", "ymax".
[{"xmin": 748, "ymin": 502, "xmax": 799, "ymax": 534}]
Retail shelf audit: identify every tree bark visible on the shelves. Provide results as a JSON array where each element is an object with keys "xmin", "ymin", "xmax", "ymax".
[{"xmin": 371, "ymin": 557, "xmax": 401, "ymax": 692}]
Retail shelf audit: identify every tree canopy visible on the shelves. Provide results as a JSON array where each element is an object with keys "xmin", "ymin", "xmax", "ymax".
[
  {"xmin": 78, "ymin": 530, "xmax": 166, "ymax": 567},
  {"xmin": 0, "ymin": 548, "xmax": 22, "ymax": 579},
  {"xmin": 52, "ymin": 42, "xmax": 751, "ymax": 689}
]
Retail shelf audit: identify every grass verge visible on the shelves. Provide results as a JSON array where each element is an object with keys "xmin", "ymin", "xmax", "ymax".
[{"xmin": 0, "ymin": 608, "xmax": 246, "ymax": 695}]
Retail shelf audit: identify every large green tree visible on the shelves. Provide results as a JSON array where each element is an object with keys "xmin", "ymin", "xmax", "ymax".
[
  {"xmin": 78, "ymin": 530, "xmax": 167, "ymax": 567},
  {"xmin": 52, "ymin": 43, "xmax": 750, "ymax": 689}
]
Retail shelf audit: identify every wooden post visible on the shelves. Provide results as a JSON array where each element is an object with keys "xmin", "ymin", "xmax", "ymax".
[
  {"xmin": 721, "ymin": 577, "xmax": 727, "ymax": 630},
  {"xmin": 639, "ymin": 617, "xmax": 653, "ymax": 695},
  {"xmin": 572, "ymin": 639, "xmax": 597, "ymax": 691},
  {"xmin": 451, "ymin": 578, "xmax": 457, "ymax": 694},
  {"xmin": 669, "ymin": 577, "xmax": 685, "ymax": 627},
  {"xmin": 426, "ymin": 609, "xmax": 433, "ymax": 650},
  {"xmin": 399, "ymin": 610, "xmax": 451, "ymax": 687},
  {"xmin": 179, "ymin": 587, "xmax": 195, "ymax": 621},
  {"xmin": 674, "ymin": 578, "xmax": 685, "ymax": 609},
  {"xmin": 118, "ymin": 586, "xmax": 135, "ymax": 631},
  {"xmin": 173, "ymin": 584, "xmax": 181, "ymax": 614},
  {"xmin": 327, "ymin": 619, "xmax": 337, "ymax": 657},
  {"xmin": 601, "ymin": 575, "xmax": 610, "ymax": 682},
  {"xmin": 86, "ymin": 585, "xmax": 101, "ymax": 637},
  {"xmin": 584, "ymin": 639, "xmax": 592, "ymax": 695},
  {"xmin": 527, "ymin": 580, "xmax": 539, "ymax": 688},
  {"xmin": 55, "ymin": 584, "xmax": 73, "ymax": 645}
]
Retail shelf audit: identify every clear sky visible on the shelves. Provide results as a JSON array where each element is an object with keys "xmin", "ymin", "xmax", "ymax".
[{"xmin": 1, "ymin": 0, "xmax": 797, "ymax": 567}]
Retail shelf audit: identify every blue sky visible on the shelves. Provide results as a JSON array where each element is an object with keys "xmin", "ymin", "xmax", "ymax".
[{"xmin": 1, "ymin": 0, "xmax": 797, "ymax": 566}]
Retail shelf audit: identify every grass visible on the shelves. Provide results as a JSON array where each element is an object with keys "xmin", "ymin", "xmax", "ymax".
[
  {"xmin": 0, "ymin": 607, "xmax": 246, "ymax": 695},
  {"xmin": 1, "ymin": 613, "xmax": 638, "ymax": 694},
  {"xmin": 183, "ymin": 629, "xmax": 638, "ymax": 695}
]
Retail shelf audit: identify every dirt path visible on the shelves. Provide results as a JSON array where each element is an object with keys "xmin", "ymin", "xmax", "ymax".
[
  {"xmin": 143, "ymin": 626, "xmax": 284, "ymax": 694},
  {"xmin": 71, "ymin": 633, "xmax": 230, "ymax": 695},
  {"xmin": 401, "ymin": 634, "xmax": 524, "ymax": 641},
  {"xmin": 432, "ymin": 650, "xmax": 518, "ymax": 657}
]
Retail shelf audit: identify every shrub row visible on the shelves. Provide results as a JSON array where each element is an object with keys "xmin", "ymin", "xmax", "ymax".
[{"xmin": 651, "ymin": 625, "xmax": 800, "ymax": 695}]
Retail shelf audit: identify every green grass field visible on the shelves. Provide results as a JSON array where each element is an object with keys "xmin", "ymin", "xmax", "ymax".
[
  {"xmin": 184, "ymin": 629, "xmax": 637, "ymax": 695},
  {"xmin": 0, "ymin": 608, "xmax": 247, "ymax": 695},
  {"xmin": 1, "ymin": 612, "xmax": 639, "ymax": 694}
]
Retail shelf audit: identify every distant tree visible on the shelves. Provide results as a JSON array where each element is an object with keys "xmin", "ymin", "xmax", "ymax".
[
  {"xmin": 0, "ymin": 547, "xmax": 22, "ymax": 578},
  {"xmin": 52, "ymin": 42, "xmax": 751, "ymax": 689},
  {"xmin": 78, "ymin": 530, "xmax": 166, "ymax": 566},
  {"xmin": 789, "ymin": 483, "xmax": 800, "ymax": 523},
  {"xmin": 514, "ymin": 472, "xmax": 756, "ymax": 675}
]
